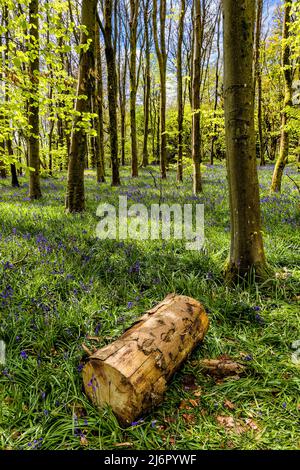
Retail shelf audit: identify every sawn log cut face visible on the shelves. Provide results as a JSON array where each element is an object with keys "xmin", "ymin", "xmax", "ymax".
[{"xmin": 83, "ymin": 294, "xmax": 209, "ymax": 425}]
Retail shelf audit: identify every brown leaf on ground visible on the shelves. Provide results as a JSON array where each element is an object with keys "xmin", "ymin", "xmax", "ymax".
[
  {"xmin": 80, "ymin": 435, "xmax": 88, "ymax": 446},
  {"xmin": 188, "ymin": 399, "xmax": 200, "ymax": 408},
  {"xmin": 216, "ymin": 415, "xmax": 246, "ymax": 435},
  {"xmin": 182, "ymin": 413, "xmax": 196, "ymax": 424},
  {"xmin": 164, "ymin": 416, "xmax": 177, "ymax": 424},
  {"xmin": 245, "ymin": 418, "xmax": 259, "ymax": 431},
  {"xmin": 10, "ymin": 430, "xmax": 21, "ymax": 440},
  {"xmin": 113, "ymin": 442, "xmax": 133, "ymax": 448},
  {"xmin": 224, "ymin": 399, "xmax": 235, "ymax": 410},
  {"xmin": 199, "ymin": 358, "xmax": 245, "ymax": 377},
  {"xmin": 193, "ymin": 388, "xmax": 202, "ymax": 397},
  {"xmin": 179, "ymin": 400, "xmax": 192, "ymax": 410}
]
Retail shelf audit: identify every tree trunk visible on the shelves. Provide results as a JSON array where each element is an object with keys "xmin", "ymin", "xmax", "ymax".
[
  {"xmin": 192, "ymin": 0, "xmax": 202, "ymax": 194},
  {"xmin": 83, "ymin": 294, "xmax": 209, "ymax": 425},
  {"xmin": 153, "ymin": 0, "xmax": 167, "ymax": 179},
  {"xmin": 223, "ymin": 0, "xmax": 268, "ymax": 281},
  {"xmin": 28, "ymin": 0, "xmax": 41, "ymax": 199},
  {"xmin": 118, "ymin": 11, "xmax": 127, "ymax": 168},
  {"xmin": 255, "ymin": 0, "xmax": 265, "ymax": 166},
  {"xmin": 177, "ymin": 0, "xmax": 185, "ymax": 182},
  {"xmin": 271, "ymin": 2, "xmax": 293, "ymax": 193},
  {"xmin": 95, "ymin": 25, "xmax": 106, "ymax": 183},
  {"xmin": 130, "ymin": 0, "xmax": 139, "ymax": 177},
  {"xmin": 101, "ymin": 0, "xmax": 121, "ymax": 186},
  {"xmin": 210, "ymin": 10, "xmax": 221, "ymax": 166},
  {"xmin": 142, "ymin": 0, "xmax": 150, "ymax": 168},
  {"xmin": 4, "ymin": 5, "xmax": 19, "ymax": 188},
  {"xmin": 66, "ymin": 0, "xmax": 97, "ymax": 212}
]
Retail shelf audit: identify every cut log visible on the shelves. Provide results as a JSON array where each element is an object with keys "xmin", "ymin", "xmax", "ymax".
[{"xmin": 82, "ymin": 294, "xmax": 209, "ymax": 425}]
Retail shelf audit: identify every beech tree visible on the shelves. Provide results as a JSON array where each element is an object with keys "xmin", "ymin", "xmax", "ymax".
[
  {"xmin": 28, "ymin": 0, "xmax": 41, "ymax": 199},
  {"xmin": 223, "ymin": 0, "xmax": 268, "ymax": 281},
  {"xmin": 153, "ymin": 0, "xmax": 167, "ymax": 179},
  {"xmin": 141, "ymin": 0, "xmax": 151, "ymax": 168},
  {"xmin": 177, "ymin": 0, "xmax": 186, "ymax": 182},
  {"xmin": 129, "ymin": 0, "xmax": 139, "ymax": 177},
  {"xmin": 254, "ymin": 0, "xmax": 265, "ymax": 166},
  {"xmin": 66, "ymin": 0, "xmax": 97, "ymax": 212},
  {"xmin": 191, "ymin": 0, "xmax": 202, "ymax": 194},
  {"xmin": 271, "ymin": 1, "xmax": 293, "ymax": 192},
  {"xmin": 99, "ymin": 0, "xmax": 120, "ymax": 186}
]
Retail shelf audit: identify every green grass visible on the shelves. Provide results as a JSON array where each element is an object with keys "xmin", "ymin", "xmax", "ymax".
[{"xmin": 0, "ymin": 164, "xmax": 299, "ymax": 450}]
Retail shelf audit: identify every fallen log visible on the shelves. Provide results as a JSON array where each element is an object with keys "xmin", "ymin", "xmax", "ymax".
[{"xmin": 82, "ymin": 293, "xmax": 209, "ymax": 425}]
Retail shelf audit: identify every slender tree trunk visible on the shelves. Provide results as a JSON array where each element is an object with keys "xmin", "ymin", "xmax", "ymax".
[
  {"xmin": 153, "ymin": 0, "xmax": 167, "ymax": 179},
  {"xmin": 95, "ymin": 24, "xmax": 105, "ymax": 183},
  {"xmin": 100, "ymin": 0, "xmax": 120, "ymax": 186},
  {"xmin": 176, "ymin": 0, "xmax": 185, "ymax": 182},
  {"xmin": 66, "ymin": 0, "xmax": 97, "ymax": 212},
  {"xmin": 0, "ymin": 19, "xmax": 6, "ymax": 179},
  {"xmin": 4, "ymin": 5, "xmax": 20, "ymax": 188},
  {"xmin": 192, "ymin": 0, "xmax": 202, "ymax": 194},
  {"xmin": 255, "ymin": 0, "xmax": 265, "ymax": 166},
  {"xmin": 118, "ymin": 14, "xmax": 127, "ymax": 168},
  {"xmin": 28, "ymin": 0, "xmax": 41, "ymax": 199},
  {"xmin": 142, "ymin": 0, "xmax": 150, "ymax": 167},
  {"xmin": 223, "ymin": 0, "xmax": 268, "ymax": 281},
  {"xmin": 271, "ymin": 2, "xmax": 293, "ymax": 193},
  {"xmin": 210, "ymin": 10, "xmax": 221, "ymax": 166},
  {"xmin": 0, "ymin": 159, "xmax": 6, "ymax": 178},
  {"xmin": 4, "ymin": 5, "xmax": 19, "ymax": 187},
  {"xmin": 130, "ymin": 0, "xmax": 139, "ymax": 177}
]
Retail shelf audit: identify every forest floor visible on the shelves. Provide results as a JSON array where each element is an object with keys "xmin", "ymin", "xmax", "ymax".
[{"xmin": 0, "ymin": 164, "xmax": 299, "ymax": 450}]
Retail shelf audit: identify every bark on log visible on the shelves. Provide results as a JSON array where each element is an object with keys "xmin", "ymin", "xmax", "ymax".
[{"xmin": 83, "ymin": 294, "xmax": 209, "ymax": 425}]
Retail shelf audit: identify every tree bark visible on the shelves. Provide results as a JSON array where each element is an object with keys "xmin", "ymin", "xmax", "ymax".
[
  {"xmin": 210, "ymin": 9, "xmax": 221, "ymax": 166},
  {"xmin": 192, "ymin": 0, "xmax": 202, "ymax": 194},
  {"xmin": 28, "ymin": 0, "xmax": 41, "ymax": 199},
  {"xmin": 255, "ymin": 0, "xmax": 265, "ymax": 166},
  {"xmin": 3, "ymin": 5, "xmax": 19, "ymax": 187},
  {"xmin": 95, "ymin": 24, "xmax": 105, "ymax": 183},
  {"xmin": 142, "ymin": 0, "xmax": 151, "ymax": 167},
  {"xmin": 66, "ymin": 0, "xmax": 97, "ymax": 212},
  {"xmin": 223, "ymin": 0, "xmax": 268, "ymax": 281},
  {"xmin": 100, "ymin": 0, "xmax": 121, "ymax": 186},
  {"xmin": 153, "ymin": 0, "xmax": 167, "ymax": 179},
  {"xmin": 129, "ymin": 0, "xmax": 139, "ymax": 177},
  {"xmin": 177, "ymin": 0, "xmax": 185, "ymax": 182},
  {"xmin": 118, "ymin": 8, "xmax": 128, "ymax": 168},
  {"xmin": 83, "ymin": 294, "xmax": 209, "ymax": 425},
  {"xmin": 271, "ymin": 2, "xmax": 293, "ymax": 193}
]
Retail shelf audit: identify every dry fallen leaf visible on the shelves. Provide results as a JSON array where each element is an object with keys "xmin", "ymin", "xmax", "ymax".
[
  {"xmin": 224, "ymin": 399, "xmax": 235, "ymax": 410},
  {"xmin": 216, "ymin": 415, "xmax": 246, "ymax": 435},
  {"xmin": 164, "ymin": 416, "xmax": 176, "ymax": 424},
  {"xmin": 80, "ymin": 435, "xmax": 88, "ymax": 446},
  {"xmin": 179, "ymin": 400, "xmax": 192, "ymax": 410},
  {"xmin": 245, "ymin": 418, "xmax": 259, "ymax": 431},
  {"xmin": 193, "ymin": 388, "xmax": 202, "ymax": 397},
  {"xmin": 188, "ymin": 399, "xmax": 200, "ymax": 408},
  {"xmin": 182, "ymin": 413, "xmax": 196, "ymax": 424}
]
